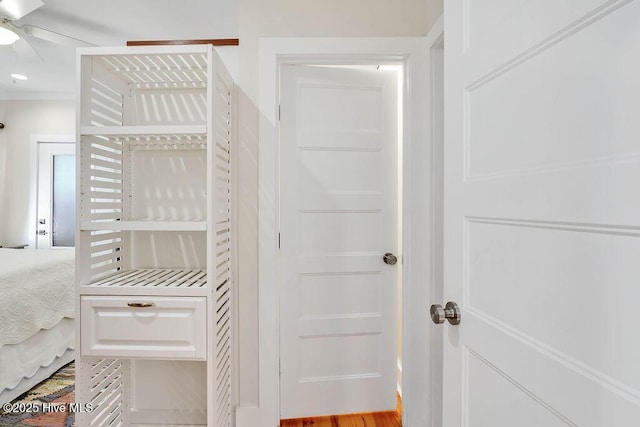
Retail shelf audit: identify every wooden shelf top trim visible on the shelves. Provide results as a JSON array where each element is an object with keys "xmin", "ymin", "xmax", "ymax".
[{"xmin": 127, "ymin": 39, "xmax": 239, "ymax": 47}]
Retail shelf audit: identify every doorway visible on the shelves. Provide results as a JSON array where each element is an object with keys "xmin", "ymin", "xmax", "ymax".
[
  {"xmin": 36, "ymin": 142, "xmax": 75, "ymax": 249},
  {"xmin": 278, "ymin": 63, "xmax": 403, "ymax": 421},
  {"xmin": 252, "ymin": 36, "xmax": 435, "ymax": 427}
]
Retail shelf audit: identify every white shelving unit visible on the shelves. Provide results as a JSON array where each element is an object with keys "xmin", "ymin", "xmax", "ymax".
[{"xmin": 75, "ymin": 45, "xmax": 235, "ymax": 427}]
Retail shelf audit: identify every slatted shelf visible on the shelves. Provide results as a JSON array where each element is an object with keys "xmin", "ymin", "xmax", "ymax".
[{"xmin": 88, "ymin": 268, "xmax": 207, "ymax": 288}]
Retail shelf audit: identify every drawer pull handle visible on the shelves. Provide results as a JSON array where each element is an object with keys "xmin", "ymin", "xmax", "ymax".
[{"xmin": 127, "ymin": 302, "xmax": 155, "ymax": 308}]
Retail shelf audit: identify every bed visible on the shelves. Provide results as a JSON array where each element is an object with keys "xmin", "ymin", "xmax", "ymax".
[{"xmin": 0, "ymin": 248, "xmax": 75, "ymax": 405}]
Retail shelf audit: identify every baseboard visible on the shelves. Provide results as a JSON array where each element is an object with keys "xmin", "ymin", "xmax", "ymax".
[
  {"xmin": 236, "ymin": 406, "xmax": 269, "ymax": 427},
  {"xmin": 130, "ymin": 408, "xmax": 206, "ymax": 425}
]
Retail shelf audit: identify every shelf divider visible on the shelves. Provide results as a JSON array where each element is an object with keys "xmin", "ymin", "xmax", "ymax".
[
  {"xmin": 80, "ymin": 125, "xmax": 207, "ymax": 136},
  {"xmin": 80, "ymin": 220, "xmax": 206, "ymax": 231}
]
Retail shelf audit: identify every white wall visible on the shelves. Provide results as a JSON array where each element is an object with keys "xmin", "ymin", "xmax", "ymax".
[
  {"xmin": 0, "ymin": 100, "xmax": 75, "ymax": 245},
  {"xmin": 239, "ymin": 0, "xmax": 438, "ymax": 101},
  {"xmin": 235, "ymin": 0, "xmax": 443, "ymax": 410}
]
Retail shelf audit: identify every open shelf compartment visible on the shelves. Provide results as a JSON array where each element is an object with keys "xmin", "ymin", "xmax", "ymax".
[
  {"xmin": 79, "ymin": 132, "xmax": 208, "ymax": 228},
  {"xmin": 79, "ymin": 45, "xmax": 211, "ymax": 128}
]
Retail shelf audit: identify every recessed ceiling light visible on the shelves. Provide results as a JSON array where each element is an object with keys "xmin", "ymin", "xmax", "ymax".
[
  {"xmin": 0, "ymin": 26, "xmax": 20, "ymax": 45},
  {"xmin": 11, "ymin": 73, "xmax": 28, "ymax": 81}
]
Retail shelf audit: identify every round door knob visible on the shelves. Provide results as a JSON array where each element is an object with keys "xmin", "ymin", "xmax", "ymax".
[
  {"xmin": 430, "ymin": 304, "xmax": 446, "ymax": 324},
  {"xmin": 430, "ymin": 302, "xmax": 461, "ymax": 325},
  {"xmin": 383, "ymin": 253, "xmax": 398, "ymax": 265}
]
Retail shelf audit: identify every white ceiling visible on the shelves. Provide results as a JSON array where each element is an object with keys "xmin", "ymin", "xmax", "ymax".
[{"xmin": 0, "ymin": 0, "xmax": 238, "ymax": 99}]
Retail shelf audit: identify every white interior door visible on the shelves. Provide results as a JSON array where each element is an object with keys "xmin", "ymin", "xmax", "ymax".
[
  {"xmin": 37, "ymin": 142, "xmax": 75, "ymax": 249},
  {"xmin": 443, "ymin": 1, "xmax": 640, "ymax": 425},
  {"xmin": 279, "ymin": 65, "xmax": 399, "ymax": 419}
]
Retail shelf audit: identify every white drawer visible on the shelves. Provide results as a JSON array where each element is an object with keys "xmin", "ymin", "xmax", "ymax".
[{"xmin": 81, "ymin": 296, "xmax": 206, "ymax": 360}]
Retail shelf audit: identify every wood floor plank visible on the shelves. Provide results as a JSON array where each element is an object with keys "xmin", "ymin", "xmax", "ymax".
[
  {"xmin": 280, "ymin": 411, "xmax": 401, "ymax": 427},
  {"xmin": 280, "ymin": 394, "xmax": 402, "ymax": 427}
]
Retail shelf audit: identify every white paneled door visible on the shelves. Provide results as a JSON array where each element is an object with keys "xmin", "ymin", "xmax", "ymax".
[
  {"xmin": 444, "ymin": 1, "xmax": 640, "ymax": 425},
  {"xmin": 279, "ymin": 65, "xmax": 399, "ymax": 419}
]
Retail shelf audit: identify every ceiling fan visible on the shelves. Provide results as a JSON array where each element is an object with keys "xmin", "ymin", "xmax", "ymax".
[{"xmin": 0, "ymin": 0, "xmax": 95, "ymax": 52}]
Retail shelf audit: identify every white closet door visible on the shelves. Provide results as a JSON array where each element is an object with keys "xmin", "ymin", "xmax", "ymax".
[
  {"xmin": 443, "ymin": 1, "xmax": 640, "ymax": 425},
  {"xmin": 279, "ymin": 65, "xmax": 399, "ymax": 419}
]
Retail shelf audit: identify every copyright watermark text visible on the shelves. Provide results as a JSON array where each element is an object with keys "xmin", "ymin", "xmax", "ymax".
[{"xmin": 2, "ymin": 401, "xmax": 94, "ymax": 414}]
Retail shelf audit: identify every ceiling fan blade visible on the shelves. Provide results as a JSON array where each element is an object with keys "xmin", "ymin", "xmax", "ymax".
[
  {"xmin": 0, "ymin": 0, "xmax": 43, "ymax": 20},
  {"xmin": 20, "ymin": 24, "xmax": 96, "ymax": 47},
  {"xmin": 1, "ymin": 21, "xmax": 43, "ymax": 60},
  {"xmin": 16, "ymin": 31, "xmax": 43, "ymax": 60}
]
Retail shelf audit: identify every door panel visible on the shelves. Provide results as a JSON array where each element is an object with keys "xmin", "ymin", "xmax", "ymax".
[
  {"xmin": 467, "ymin": 4, "xmax": 640, "ymax": 179},
  {"xmin": 299, "ymin": 150, "xmax": 382, "ymax": 192},
  {"xmin": 280, "ymin": 65, "xmax": 399, "ymax": 419},
  {"xmin": 444, "ymin": 1, "xmax": 640, "ymax": 426},
  {"xmin": 463, "ymin": 0, "xmax": 626, "ymax": 82},
  {"xmin": 465, "ymin": 349, "xmax": 571, "ymax": 427}
]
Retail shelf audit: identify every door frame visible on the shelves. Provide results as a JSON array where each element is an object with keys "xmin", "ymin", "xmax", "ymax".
[
  {"xmin": 29, "ymin": 134, "xmax": 75, "ymax": 249},
  {"xmin": 243, "ymin": 21, "xmax": 444, "ymax": 427}
]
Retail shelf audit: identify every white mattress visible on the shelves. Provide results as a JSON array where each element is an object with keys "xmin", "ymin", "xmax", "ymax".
[{"xmin": 0, "ymin": 248, "xmax": 75, "ymax": 346}]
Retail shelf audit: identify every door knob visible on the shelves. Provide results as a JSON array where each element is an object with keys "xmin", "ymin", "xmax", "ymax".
[
  {"xmin": 37, "ymin": 229, "xmax": 48, "ymax": 236},
  {"xmin": 430, "ymin": 302, "xmax": 461, "ymax": 325},
  {"xmin": 383, "ymin": 253, "xmax": 398, "ymax": 265}
]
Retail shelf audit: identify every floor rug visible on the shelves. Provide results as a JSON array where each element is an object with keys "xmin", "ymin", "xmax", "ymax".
[{"xmin": 0, "ymin": 362, "xmax": 75, "ymax": 427}]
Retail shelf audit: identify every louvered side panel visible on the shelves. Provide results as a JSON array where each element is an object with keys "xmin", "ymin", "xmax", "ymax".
[
  {"xmin": 212, "ymin": 61, "xmax": 234, "ymax": 427},
  {"xmin": 80, "ymin": 135, "xmax": 124, "ymax": 226},
  {"xmin": 77, "ymin": 358, "xmax": 129, "ymax": 427},
  {"xmin": 88, "ymin": 230, "xmax": 125, "ymax": 281},
  {"xmin": 88, "ymin": 70, "xmax": 125, "ymax": 127}
]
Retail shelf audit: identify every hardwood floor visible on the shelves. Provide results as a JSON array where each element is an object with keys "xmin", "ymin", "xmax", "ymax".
[{"xmin": 280, "ymin": 394, "xmax": 402, "ymax": 427}]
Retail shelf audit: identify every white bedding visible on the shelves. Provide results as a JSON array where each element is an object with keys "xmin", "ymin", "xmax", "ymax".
[
  {"xmin": 0, "ymin": 318, "xmax": 75, "ymax": 403},
  {"xmin": 0, "ymin": 249, "xmax": 75, "ymax": 346}
]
